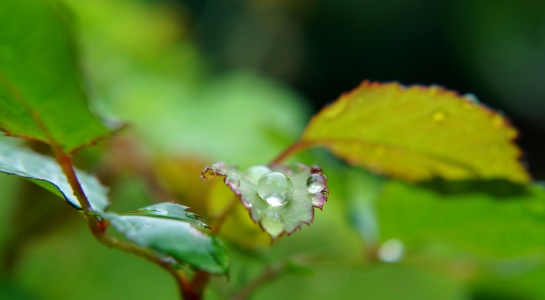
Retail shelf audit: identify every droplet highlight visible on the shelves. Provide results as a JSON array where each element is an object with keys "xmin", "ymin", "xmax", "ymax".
[
  {"xmin": 257, "ymin": 172, "xmax": 294, "ymax": 207},
  {"xmin": 306, "ymin": 174, "xmax": 326, "ymax": 193}
]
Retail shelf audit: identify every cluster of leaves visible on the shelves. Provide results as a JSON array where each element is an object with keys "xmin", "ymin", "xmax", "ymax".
[{"xmin": 1, "ymin": 0, "xmax": 545, "ymax": 299}]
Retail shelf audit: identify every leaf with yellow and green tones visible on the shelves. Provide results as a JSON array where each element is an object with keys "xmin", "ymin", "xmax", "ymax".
[
  {"xmin": 0, "ymin": 0, "xmax": 118, "ymax": 153},
  {"xmin": 299, "ymin": 81, "xmax": 529, "ymax": 182}
]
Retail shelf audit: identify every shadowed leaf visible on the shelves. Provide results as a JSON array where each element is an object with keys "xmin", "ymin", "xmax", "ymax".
[
  {"xmin": 300, "ymin": 81, "xmax": 529, "ymax": 183},
  {"xmin": 0, "ymin": 0, "xmax": 118, "ymax": 153}
]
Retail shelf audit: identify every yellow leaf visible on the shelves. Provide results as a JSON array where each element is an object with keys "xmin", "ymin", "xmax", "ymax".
[{"xmin": 300, "ymin": 81, "xmax": 529, "ymax": 182}]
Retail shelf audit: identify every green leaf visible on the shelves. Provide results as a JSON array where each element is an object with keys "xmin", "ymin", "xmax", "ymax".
[
  {"xmin": 122, "ymin": 202, "xmax": 209, "ymax": 226},
  {"xmin": 0, "ymin": 0, "xmax": 118, "ymax": 153},
  {"xmin": 201, "ymin": 163, "xmax": 329, "ymax": 240},
  {"xmin": 100, "ymin": 209, "xmax": 230, "ymax": 274},
  {"xmin": 0, "ymin": 142, "xmax": 108, "ymax": 211},
  {"xmin": 300, "ymin": 81, "xmax": 529, "ymax": 183},
  {"xmin": 377, "ymin": 180, "xmax": 545, "ymax": 257}
]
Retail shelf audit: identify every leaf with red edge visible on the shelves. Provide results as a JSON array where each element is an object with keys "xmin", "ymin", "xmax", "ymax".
[
  {"xmin": 299, "ymin": 81, "xmax": 529, "ymax": 183},
  {"xmin": 201, "ymin": 163, "xmax": 329, "ymax": 240}
]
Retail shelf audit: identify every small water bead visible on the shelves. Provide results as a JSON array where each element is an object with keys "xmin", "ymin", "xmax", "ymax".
[
  {"xmin": 306, "ymin": 174, "xmax": 326, "ymax": 193},
  {"xmin": 245, "ymin": 165, "xmax": 272, "ymax": 185},
  {"xmin": 257, "ymin": 172, "xmax": 294, "ymax": 207},
  {"xmin": 226, "ymin": 173, "xmax": 240, "ymax": 187},
  {"xmin": 202, "ymin": 168, "xmax": 215, "ymax": 180},
  {"xmin": 211, "ymin": 164, "xmax": 221, "ymax": 173}
]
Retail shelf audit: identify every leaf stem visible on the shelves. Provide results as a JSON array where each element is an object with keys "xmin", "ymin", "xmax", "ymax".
[
  {"xmin": 211, "ymin": 197, "xmax": 238, "ymax": 234},
  {"xmin": 231, "ymin": 262, "xmax": 287, "ymax": 300},
  {"xmin": 52, "ymin": 148, "xmax": 199, "ymax": 299},
  {"xmin": 270, "ymin": 141, "xmax": 310, "ymax": 164}
]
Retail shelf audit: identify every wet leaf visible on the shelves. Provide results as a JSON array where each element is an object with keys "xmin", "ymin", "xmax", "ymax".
[
  {"xmin": 123, "ymin": 202, "xmax": 209, "ymax": 226},
  {"xmin": 300, "ymin": 81, "xmax": 529, "ymax": 183},
  {"xmin": 378, "ymin": 180, "xmax": 545, "ymax": 257},
  {"xmin": 201, "ymin": 163, "xmax": 329, "ymax": 240},
  {"xmin": 0, "ymin": 0, "xmax": 118, "ymax": 153},
  {"xmin": 0, "ymin": 142, "xmax": 108, "ymax": 211},
  {"xmin": 100, "ymin": 210, "xmax": 230, "ymax": 274}
]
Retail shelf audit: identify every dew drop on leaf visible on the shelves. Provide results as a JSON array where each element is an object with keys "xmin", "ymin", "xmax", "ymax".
[
  {"xmin": 226, "ymin": 173, "xmax": 240, "ymax": 188},
  {"xmin": 378, "ymin": 239, "xmax": 404, "ymax": 263},
  {"xmin": 245, "ymin": 165, "xmax": 272, "ymax": 185},
  {"xmin": 261, "ymin": 212, "xmax": 284, "ymax": 238},
  {"xmin": 306, "ymin": 174, "xmax": 326, "ymax": 193},
  {"xmin": 257, "ymin": 172, "xmax": 294, "ymax": 207},
  {"xmin": 202, "ymin": 168, "xmax": 215, "ymax": 180},
  {"xmin": 430, "ymin": 110, "xmax": 447, "ymax": 122}
]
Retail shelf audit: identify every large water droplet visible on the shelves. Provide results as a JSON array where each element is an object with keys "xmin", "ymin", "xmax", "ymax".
[
  {"xmin": 261, "ymin": 212, "xmax": 284, "ymax": 238},
  {"xmin": 245, "ymin": 165, "xmax": 272, "ymax": 185},
  {"xmin": 306, "ymin": 174, "xmax": 326, "ymax": 193},
  {"xmin": 257, "ymin": 172, "xmax": 293, "ymax": 207}
]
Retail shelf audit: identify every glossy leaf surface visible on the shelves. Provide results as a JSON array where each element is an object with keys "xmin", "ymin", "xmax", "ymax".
[
  {"xmin": 0, "ymin": 0, "xmax": 116, "ymax": 153},
  {"xmin": 301, "ymin": 81, "xmax": 529, "ymax": 182},
  {"xmin": 101, "ymin": 210, "xmax": 230, "ymax": 274},
  {"xmin": 0, "ymin": 142, "xmax": 108, "ymax": 210}
]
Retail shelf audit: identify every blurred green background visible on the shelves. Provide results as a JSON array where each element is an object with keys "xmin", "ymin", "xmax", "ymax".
[{"xmin": 1, "ymin": 0, "xmax": 545, "ymax": 299}]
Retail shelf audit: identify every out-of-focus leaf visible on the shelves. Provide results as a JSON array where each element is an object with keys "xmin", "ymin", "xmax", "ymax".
[
  {"xmin": 0, "ymin": 142, "xmax": 108, "ymax": 210},
  {"xmin": 300, "ymin": 81, "xmax": 529, "ymax": 183},
  {"xmin": 206, "ymin": 178, "xmax": 270, "ymax": 249},
  {"xmin": 378, "ymin": 180, "xmax": 545, "ymax": 257},
  {"xmin": 201, "ymin": 163, "xmax": 329, "ymax": 240},
  {"xmin": 101, "ymin": 210, "xmax": 230, "ymax": 274},
  {"xmin": 0, "ymin": 0, "xmax": 118, "ymax": 153}
]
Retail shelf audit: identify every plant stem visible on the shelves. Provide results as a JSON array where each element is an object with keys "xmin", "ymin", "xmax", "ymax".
[
  {"xmin": 53, "ymin": 148, "xmax": 197, "ymax": 299},
  {"xmin": 231, "ymin": 262, "xmax": 286, "ymax": 300},
  {"xmin": 270, "ymin": 141, "xmax": 309, "ymax": 164},
  {"xmin": 211, "ymin": 197, "xmax": 238, "ymax": 234}
]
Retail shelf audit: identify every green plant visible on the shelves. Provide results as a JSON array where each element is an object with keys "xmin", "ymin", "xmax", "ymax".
[{"xmin": 1, "ymin": 0, "xmax": 545, "ymax": 300}]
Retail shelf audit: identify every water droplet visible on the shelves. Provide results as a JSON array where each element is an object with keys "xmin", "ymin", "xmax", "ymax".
[
  {"xmin": 431, "ymin": 110, "xmax": 447, "ymax": 122},
  {"xmin": 202, "ymin": 168, "xmax": 215, "ymax": 180},
  {"xmin": 310, "ymin": 165, "xmax": 322, "ymax": 174},
  {"xmin": 312, "ymin": 193, "xmax": 326, "ymax": 208},
  {"xmin": 378, "ymin": 239, "xmax": 404, "ymax": 263},
  {"xmin": 257, "ymin": 172, "xmax": 294, "ymax": 207},
  {"xmin": 226, "ymin": 173, "xmax": 240, "ymax": 187},
  {"xmin": 306, "ymin": 174, "xmax": 326, "ymax": 193},
  {"xmin": 428, "ymin": 85, "xmax": 440, "ymax": 96},
  {"xmin": 261, "ymin": 212, "xmax": 284, "ymax": 238},
  {"xmin": 462, "ymin": 93, "xmax": 479, "ymax": 103},
  {"xmin": 245, "ymin": 165, "xmax": 271, "ymax": 185},
  {"xmin": 211, "ymin": 164, "xmax": 221, "ymax": 173}
]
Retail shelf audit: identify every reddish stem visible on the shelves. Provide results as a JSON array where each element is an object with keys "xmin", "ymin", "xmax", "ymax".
[{"xmin": 270, "ymin": 141, "xmax": 310, "ymax": 164}]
